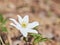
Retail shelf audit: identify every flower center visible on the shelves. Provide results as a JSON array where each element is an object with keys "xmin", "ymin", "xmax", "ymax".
[{"xmin": 21, "ymin": 22, "xmax": 27, "ymax": 28}]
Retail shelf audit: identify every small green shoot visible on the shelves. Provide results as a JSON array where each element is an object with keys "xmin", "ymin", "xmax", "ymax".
[
  {"xmin": 0, "ymin": 14, "xmax": 7, "ymax": 32},
  {"xmin": 30, "ymin": 33, "xmax": 47, "ymax": 43}
]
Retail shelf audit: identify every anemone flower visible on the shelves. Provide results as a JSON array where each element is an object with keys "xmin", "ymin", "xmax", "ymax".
[{"xmin": 10, "ymin": 15, "xmax": 39, "ymax": 37}]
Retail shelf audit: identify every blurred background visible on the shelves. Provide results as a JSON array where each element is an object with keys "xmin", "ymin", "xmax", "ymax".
[{"xmin": 0, "ymin": 0, "xmax": 60, "ymax": 45}]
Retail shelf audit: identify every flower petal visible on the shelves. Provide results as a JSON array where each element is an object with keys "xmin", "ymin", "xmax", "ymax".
[
  {"xmin": 23, "ymin": 15, "xmax": 29, "ymax": 23},
  {"xmin": 10, "ymin": 23, "xmax": 16, "ymax": 27},
  {"xmin": 9, "ymin": 18, "xmax": 20, "ymax": 25},
  {"xmin": 17, "ymin": 15, "xmax": 23, "ymax": 24},
  {"xmin": 22, "ymin": 32, "xmax": 28, "ymax": 37},
  {"xmin": 20, "ymin": 28, "xmax": 28, "ymax": 37},
  {"xmin": 27, "ymin": 29, "xmax": 38, "ymax": 34},
  {"xmin": 27, "ymin": 21, "xmax": 39, "ymax": 28},
  {"xmin": 10, "ymin": 23, "xmax": 20, "ymax": 30}
]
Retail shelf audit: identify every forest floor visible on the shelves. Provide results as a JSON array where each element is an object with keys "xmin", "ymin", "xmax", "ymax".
[{"xmin": 0, "ymin": 0, "xmax": 60, "ymax": 45}]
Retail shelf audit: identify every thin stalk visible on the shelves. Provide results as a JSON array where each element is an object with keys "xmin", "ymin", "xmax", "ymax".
[
  {"xmin": 7, "ymin": 35, "xmax": 12, "ymax": 45},
  {"xmin": 0, "ymin": 36, "xmax": 5, "ymax": 45}
]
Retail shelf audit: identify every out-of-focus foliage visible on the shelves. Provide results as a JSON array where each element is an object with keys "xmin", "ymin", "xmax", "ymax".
[
  {"xmin": 0, "ymin": 14, "xmax": 7, "ymax": 32},
  {"xmin": 30, "ymin": 33, "xmax": 47, "ymax": 43}
]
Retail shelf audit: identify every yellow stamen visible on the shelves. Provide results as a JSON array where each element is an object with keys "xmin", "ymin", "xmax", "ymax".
[{"xmin": 21, "ymin": 22, "xmax": 27, "ymax": 28}]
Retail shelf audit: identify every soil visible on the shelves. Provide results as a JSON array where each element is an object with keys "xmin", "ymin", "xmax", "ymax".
[{"xmin": 0, "ymin": 0, "xmax": 60, "ymax": 45}]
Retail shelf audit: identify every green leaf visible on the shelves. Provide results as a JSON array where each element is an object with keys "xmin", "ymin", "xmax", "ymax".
[
  {"xmin": 30, "ymin": 33, "xmax": 42, "ymax": 38},
  {"xmin": 34, "ymin": 37, "xmax": 41, "ymax": 43},
  {"xmin": 34, "ymin": 38, "xmax": 47, "ymax": 43},
  {"xmin": 30, "ymin": 33, "xmax": 47, "ymax": 43},
  {"xmin": 0, "ymin": 14, "xmax": 8, "ymax": 33},
  {"xmin": 34, "ymin": 38, "xmax": 40, "ymax": 43},
  {"xmin": 1, "ymin": 27, "xmax": 7, "ymax": 32},
  {"xmin": 40, "ymin": 38, "xmax": 47, "ymax": 42},
  {"xmin": 0, "ymin": 14, "xmax": 3, "ymax": 23},
  {"xmin": 2, "ymin": 19, "xmax": 7, "ymax": 24}
]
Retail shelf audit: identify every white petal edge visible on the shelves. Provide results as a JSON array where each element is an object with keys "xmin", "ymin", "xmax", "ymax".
[
  {"xmin": 27, "ymin": 29, "xmax": 38, "ymax": 34},
  {"xmin": 17, "ymin": 15, "xmax": 23, "ymax": 24},
  {"xmin": 27, "ymin": 21, "xmax": 39, "ymax": 28},
  {"xmin": 10, "ymin": 23, "xmax": 16, "ymax": 27},
  {"xmin": 23, "ymin": 15, "xmax": 29, "ymax": 23},
  {"xmin": 10, "ymin": 23, "xmax": 20, "ymax": 30},
  {"xmin": 9, "ymin": 18, "xmax": 19, "ymax": 25},
  {"xmin": 22, "ymin": 32, "xmax": 28, "ymax": 37},
  {"xmin": 20, "ymin": 28, "xmax": 28, "ymax": 37}
]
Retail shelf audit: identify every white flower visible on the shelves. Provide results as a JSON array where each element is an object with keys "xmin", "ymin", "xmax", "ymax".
[{"xmin": 9, "ymin": 15, "xmax": 39, "ymax": 37}]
